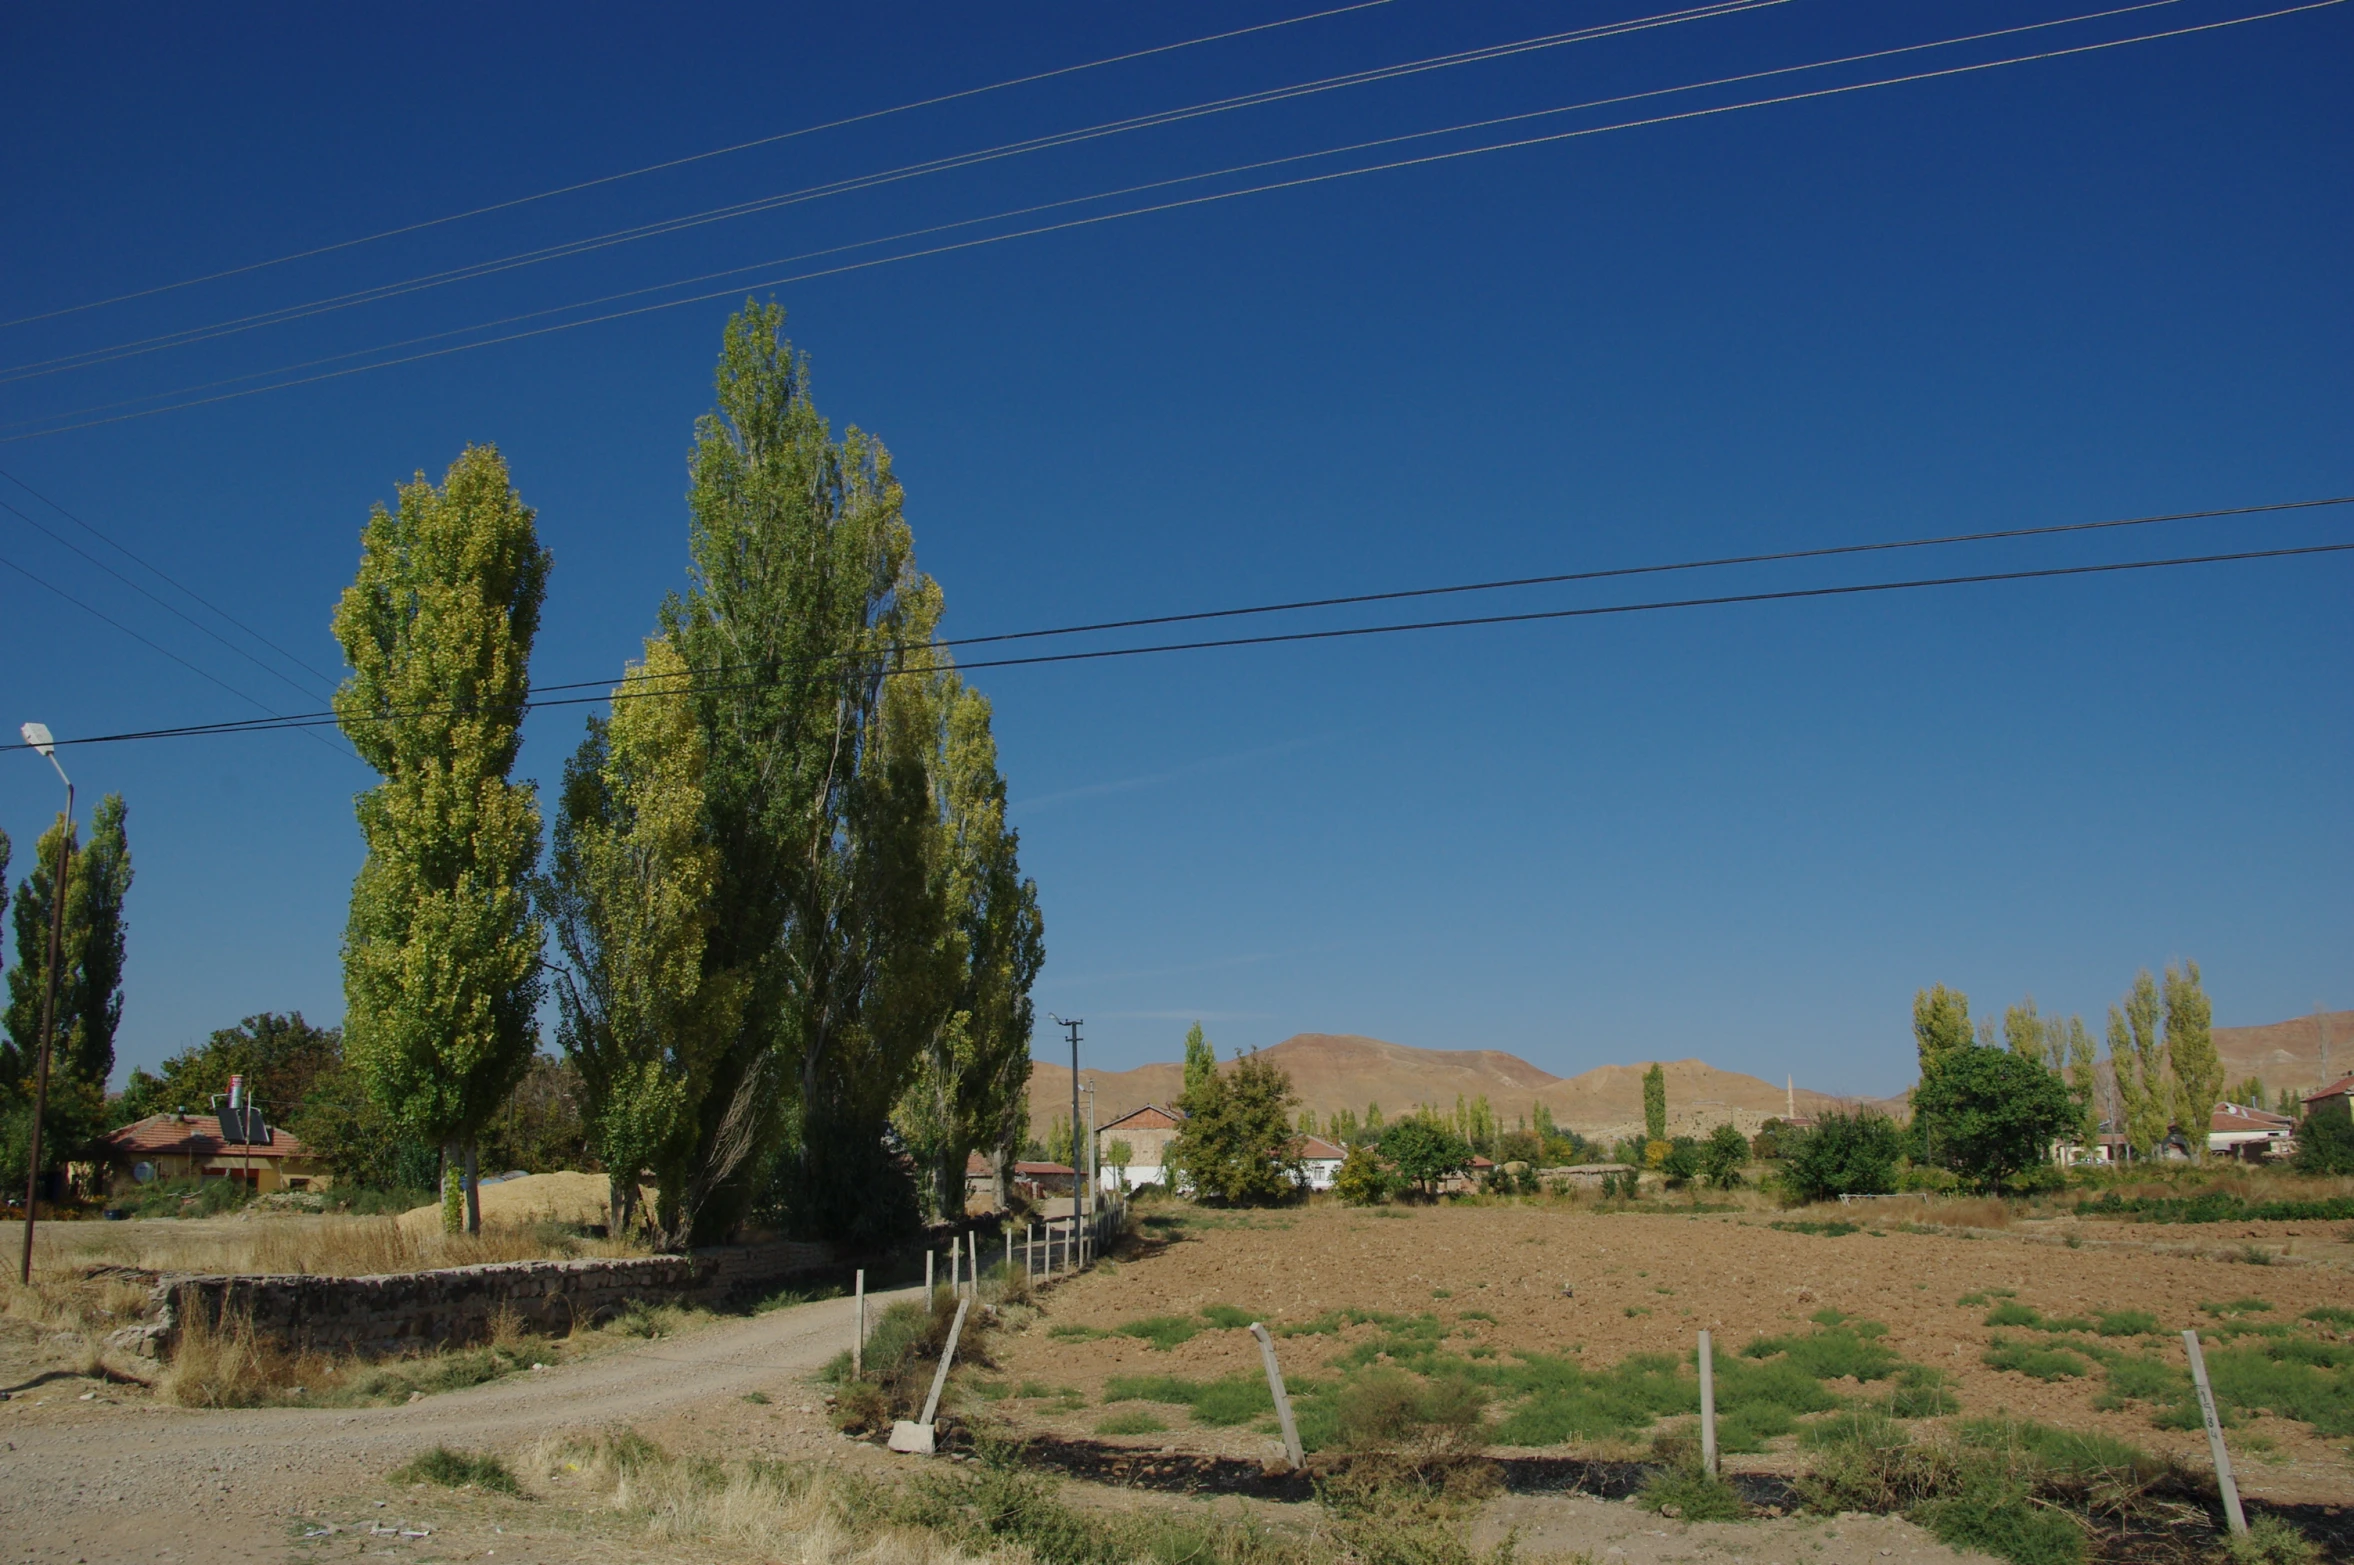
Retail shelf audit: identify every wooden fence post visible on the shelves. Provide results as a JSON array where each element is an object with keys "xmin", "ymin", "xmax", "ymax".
[
  {"xmin": 1697, "ymin": 1330, "xmax": 1717, "ymax": 1476},
  {"xmin": 1249, "ymin": 1322, "xmax": 1305, "ymax": 1470},
  {"xmin": 2182, "ymin": 1329, "xmax": 2247, "ymax": 1536}
]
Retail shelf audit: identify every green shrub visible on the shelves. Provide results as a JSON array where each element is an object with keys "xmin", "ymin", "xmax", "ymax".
[
  {"xmin": 1778, "ymin": 1111, "xmax": 1905, "ymax": 1202},
  {"xmin": 1882, "ymin": 1364, "xmax": 1961, "ymax": 1418},
  {"xmin": 2094, "ymin": 1310, "xmax": 2158, "ymax": 1337},
  {"xmin": 1637, "ymin": 1463, "xmax": 1743, "ymax": 1521},
  {"xmin": 2302, "ymin": 1306, "xmax": 2354, "ymax": 1330},
  {"xmin": 1985, "ymin": 1302, "xmax": 2043, "ymax": 1328},
  {"xmin": 2224, "ymin": 1513, "xmax": 2322, "ymax": 1565},
  {"xmin": 2202, "ymin": 1297, "xmax": 2274, "ymax": 1317},
  {"xmin": 1741, "ymin": 1318, "xmax": 1903, "ymax": 1381},
  {"xmin": 1770, "ymin": 1218, "xmax": 1862, "ymax": 1237},
  {"xmin": 2289, "ymin": 1107, "xmax": 2354, "ymax": 1175},
  {"xmin": 1102, "ymin": 1373, "xmax": 1271, "ymax": 1426},
  {"xmin": 1197, "ymin": 1304, "xmax": 1255, "ymax": 1329},
  {"xmin": 389, "ymin": 1446, "xmax": 520, "ymax": 1495}
]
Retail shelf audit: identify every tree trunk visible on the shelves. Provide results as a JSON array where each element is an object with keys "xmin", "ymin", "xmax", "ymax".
[{"xmin": 463, "ymin": 1139, "xmax": 482, "ymax": 1234}]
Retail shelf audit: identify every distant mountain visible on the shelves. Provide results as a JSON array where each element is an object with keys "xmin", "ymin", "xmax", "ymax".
[
  {"xmin": 1027, "ymin": 1031, "xmax": 1868, "ymax": 1142},
  {"xmin": 2213, "ymin": 1010, "xmax": 2353, "ymax": 1096}
]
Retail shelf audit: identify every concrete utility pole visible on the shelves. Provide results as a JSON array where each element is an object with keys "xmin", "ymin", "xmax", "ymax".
[
  {"xmin": 17, "ymin": 723, "xmax": 74, "ymax": 1287},
  {"xmin": 1049, "ymin": 1015, "xmax": 1083, "ymax": 1257}
]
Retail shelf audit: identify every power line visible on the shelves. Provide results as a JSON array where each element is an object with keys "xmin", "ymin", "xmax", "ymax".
[
  {"xmin": 0, "ymin": 0, "xmax": 1793, "ymax": 386},
  {"xmin": 0, "ymin": 0, "xmax": 1393, "ymax": 332},
  {"xmin": 10, "ymin": 0, "xmax": 2321, "ymax": 443},
  {"xmin": 10, "ymin": 536, "xmax": 2345, "ymax": 754},
  {"xmin": 0, "ymin": 465, "xmax": 342, "ymax": 689},
  {"xmin": 0, "ymin": 495, "xmax": 335, "ymax": 703},
  {"xmin": 0, "ymin": 549, "xmax": 353, "ymax": 760}
]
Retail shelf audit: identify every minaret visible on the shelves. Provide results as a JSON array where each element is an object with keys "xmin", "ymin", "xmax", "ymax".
[{"xmin": 1786, "ymin": 1075, "xmax": 1795, "ymax": 1119}]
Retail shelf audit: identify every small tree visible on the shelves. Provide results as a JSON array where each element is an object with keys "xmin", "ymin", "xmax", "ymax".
[
  {"xmin": 1779, "ymin": 1111, "xmax": 1904, "ymax": 1203},
  {"xmin": 1380, "ymin": 1115, "xmax": 1471, "ymax": 1199},
  {"xmin": 1104, "ymin": 1137, "xmax": 1134, "ymax": 1191},
  {"xmin": 1641, "ymin": 1063, "xmax": 1667, "ymax": 1143},
  {"xmin": 2291, "ymin": 1106, "xmax": 2354, "ymax": 1174},
  {"xmin": 1332, "ymin": 1141, "xmax": 1394, "ymax": 1206},
  {"xmin": 1909, "ymin": 1045, "xmax": 2077, "ymax": 1192},
  {"xmin": 2109, "ymin": 971, "xmax": 2169, "ymax": 1161},
  {"xmin": 2164, "ymin": 960, "xmax": 2221, "ymax": 1164},
  {"xmin": 1699, "ymin": 1123, "xmax": 1748, "ymax": 1188},
  {"xmin": 1167, "ymin": 1047, "xmax": 1298, "ymax": 1205}
]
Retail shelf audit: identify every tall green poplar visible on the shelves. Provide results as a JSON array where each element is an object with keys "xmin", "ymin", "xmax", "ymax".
[
  {"xmin": 1182, "ymin": 1022, "xmax": 1217, "ymax": 1101},
  {"xmin": 542, "ymin": 639, "xmax": 734, "ymax": 1243},
  {"xmin": 334, "ymin": 444, "xmax": 550, "ymax": 1235},
  {"xmin": 2057, "ymin": 1014, "xmax": 2100, "ymax": 1147},
  {"xmin": 2164, "ymin": 960, "xmax": 2220, "ymax": 1164},
  {"xmin": 1912, "ymin": 985, "xmax": 1972, "ymax": 1080},
  {"xmin": 6, "ymin": 799, "xmax": 132, "ymax": 1170},
  {"xmin": 665, "ymin": 302, "xmax": 935, "ymax": 1243},
  {"xmin": 893, "ymin": 667, "xmax": 1044, "ymax": 1220},
  {"xmin": 1641, "ymin": 1062, "xmax": 1667, "ymax": 1145},
  {"xmin": 2108, "ymin": 970, "xmax": 2168, "ymax": 1160}
]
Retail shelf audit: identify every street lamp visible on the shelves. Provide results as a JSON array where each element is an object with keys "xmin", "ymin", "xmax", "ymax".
[{"xmin": 17, "ymin": 723, "xmax": 75, "ymax": 1286}]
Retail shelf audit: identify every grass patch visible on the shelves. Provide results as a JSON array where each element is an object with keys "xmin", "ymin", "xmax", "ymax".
[
  {"xmin": 1046, "ymin": 1322, "xmax": 1108, "ymax": 1341},
  {"xmin": 1198, "ymin": 1303, "xmax": 1257, "ymax": 1329},
  {"xmin": 2074, "ymin": 1192, "xmax": 2354, "ymax": 1223},
  {"xmin": 1637, "ymin": 1463, "xmax": 1744, "ymax": 1520},
  {"xmin": 1881, "ymin": 1364, "xmax": 1962, "ymax": 1418},
  {"xmin": 1771, "ymin": 1219, "xmax": 1862, "ymax": 1237},
  {"xmin": 1458, "ymin": 1309, "xmax": 1496, "ymax": 1324},
  {"xmin": 1983, "ymin": 1336, "xmax": 2091, "ymax": 1382},
  {"xmin": 2094, "ymin": 1309, "xmax": 2158, "ymax": 1337},
  {"xmin": 2203, "ymin": 1297, "xmax": 2275, "ymax": 1317},
  {"xmin": 1103, "ymin": 1372, "xmax": 1273, "ymax": 1426},
  {"xmin": 1114, "ymin": 1314, "xmax": 1204, "ymax": 1350},
  {"xmin": 389, "ymin": 1446, "xmax": 521, "ymax": 1495},
  {"xmin": 1740, "ymin": 1316, "xmax": 1902, "ymax": 1382},
  {"xmin": 1093, "ymin": 1408, "xmax": 1169, "ymax": 1436},
  {"xmin": 2302, "ymin": 1306, "xmax": 2354, "ymax": 1330}
]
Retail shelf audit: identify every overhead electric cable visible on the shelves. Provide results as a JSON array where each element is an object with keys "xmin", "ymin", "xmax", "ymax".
[
  {"xmin": 0, "ymin": 495, "xmax": 335, "ymax": 702},
  {"xmin": 0, "ymin": 0, "xmax": 1393, "ymax": 331},
  {"xmin": 0, "ymin": 550, "xmax": 354, "ymax": 759},
  {"xmin": 7, "ymin": 514, "xmax": 2345, "ymax": 752},
  {"xmin": 10, "ymin": 0, "xmax": 2325, "ymax": 442},
  {"xmin": 1, "ymin": 0, "xmax": 1793, "ymax": 384},
  {"xmin": 0, "ymin": 464, "xmax": 343, "ymax": 688}
]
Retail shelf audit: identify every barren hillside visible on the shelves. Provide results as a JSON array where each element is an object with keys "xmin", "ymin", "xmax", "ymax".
[
  {"xmin": 2214, "ymin": 1009, "xmax": 2352, "ymax": 1095},
  {"xmin": 1028, "ymin": 1032, "xmax": 1866, "ymax": 1141}
]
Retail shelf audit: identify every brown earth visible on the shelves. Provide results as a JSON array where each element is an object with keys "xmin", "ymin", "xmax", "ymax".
[
  {"xmin": 980, "ymin": 1199, "xmax": 2354, "ymax": 1504},
  {"xmin": 1032, "ymin": 1033, "xmax": 1876, "ymax": 1140}
]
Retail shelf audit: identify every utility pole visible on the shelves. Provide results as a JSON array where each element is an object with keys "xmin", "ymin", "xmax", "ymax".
[
  {"xmin": 1049, "ymin": 1015, "xmax": 1082, "ymax": 1257},
  {"xmin": 17, "ymin": 723, "xmax": 74, "ymax": 1287}
]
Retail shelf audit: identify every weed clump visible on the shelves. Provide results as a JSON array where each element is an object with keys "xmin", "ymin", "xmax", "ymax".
[{"xmin": 390, "ymin": 1446, "xmax": 521, "ymax": 1495}]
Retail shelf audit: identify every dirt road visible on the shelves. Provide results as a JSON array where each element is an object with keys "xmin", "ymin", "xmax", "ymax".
[{"xmin": 0, "ymin": 1285, "xmax": 920, "ymax": 1565}]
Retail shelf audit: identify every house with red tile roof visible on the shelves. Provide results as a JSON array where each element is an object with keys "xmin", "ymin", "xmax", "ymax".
[
  {"xmin": 103, "ymin": 1110, "xmax": 326, "ymax": 1195},
  {"xmin": 2206, "ymin": 1100, "xmax": 2295, "ymax": 1161},
  {"xmin": 1095, "ymin": 1103, "xmax": 1186, "ymax": 1191}
]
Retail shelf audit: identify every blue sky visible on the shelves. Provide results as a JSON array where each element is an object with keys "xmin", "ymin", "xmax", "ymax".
[{"xmin": 1, "ymin": 0, "xmax": 2346, "ymax": 1099}]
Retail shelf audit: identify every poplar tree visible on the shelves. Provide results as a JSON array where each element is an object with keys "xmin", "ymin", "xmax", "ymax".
[
  {"xmin": 334, "ymin": 445, "xmax": 550, "ymax": 1235},
  {"xmin": 1641, "ymin": 1062, "xmax": 1667, "ymax": 1146},
  {"xmin": 542, "ymin": 640, "xmax": 730, "ymax": 1242},
  {"xmin": 2108, "ymin": 970, "xmax": 2169, "ymax": 1160},
  {"xmin": 893, "ymin": 666, "xmax": 1044, "ymax": 1220},
  {"xmin": 5, "ymin": 799, "xmax": 132, "ymax": 1176},
  {"xmin": 2057, "ymin": 1014, "xmax": 2100, "ymax": 1148},
  {"xmin": 1182, "ymin": 1022, "xmax": 1216, "ymax": 1101},
  {"xmin": 665, "ymin": 302, "xmax": 937, "ymax": 1243},
  {"xmin": 1912, "ymin": 985, "xmax": 1973, "ymax": 1080},
  {"xmin": 2164, "ymin": 960, "xmax": 2220, "ymax": 1164},
  {"xmin": 2002, "ymin": 998, "xmax": 2046, "ymax": 1063}
]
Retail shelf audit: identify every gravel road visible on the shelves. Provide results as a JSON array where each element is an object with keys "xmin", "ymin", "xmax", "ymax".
[{"xmin": 0, "ymin": 1285, "xmax": 922, "ymax": 1565}]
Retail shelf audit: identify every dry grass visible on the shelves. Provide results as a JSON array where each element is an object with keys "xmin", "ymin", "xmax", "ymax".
[
  {"xmin": 1901, "ymin": 1197, "xmax": 2019, "ymax": 1230},
  {"xmin": 6, "ymin": 1212, "xmax": 645, "ymax": 1283},
  {"xmin": 523, "ymin": 1430, "xmax": 983, "ymax": 1564}
]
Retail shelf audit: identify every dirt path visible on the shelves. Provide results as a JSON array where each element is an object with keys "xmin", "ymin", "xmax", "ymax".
[{"xmin": 0, "ymin": 1284, "xmax": 922, "ymax": 1565}]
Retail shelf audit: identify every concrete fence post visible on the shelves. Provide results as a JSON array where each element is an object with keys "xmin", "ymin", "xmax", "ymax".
[
  {"xmin": 2183, "ymin": 1329, "xmax": 2247, "ymax": 1536},
  {"xmin": 925, "ymin": 1249, "xmax": 934, "ymax": 1298},
  {"xmin": 854, "ymin": 1268, "xmax": 866, "ymax": 1378},
  {"xmin": 1698, "ymin": 1330, "xmax": 1717, "ymax": 1476},
  {"xmin": 1249, "ymin": 1322, "xmax": 1305, "ymax": 1470}
]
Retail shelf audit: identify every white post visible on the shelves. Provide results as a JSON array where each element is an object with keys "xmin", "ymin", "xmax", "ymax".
[
  {"xmin": 1249, "ymin": 1323, "xmax": 1305, "ymax": 1470},
  {"xmin": 854, "ymin": 1268, "xmax": 866, "ymax": 1378},
  {"xmin": 949, "ymin": 1242, "xmax": 960, "ymax": 1297},
  {"xmin": 1004, "ymin": 1227, "xmax": 1012, "ymax": 1283},
  {"xmin": 967, "ymin": 1231, "xmax": 979, "ymax": 1299},
  {"xmin": 2182, "ymin": 1330, "xmax": 2247, "ymax": 1536},
  {"xmin": 889, "ymin": 1297, "xmax": 973, "ymax": 1457},
  {"xmin": 926, "ymin": 1249, "xmax": 934, "ymax": 1298},
  {"xmin": 1698, "ymin": 1330, "xmax": 1718, "ymax": 1476}
]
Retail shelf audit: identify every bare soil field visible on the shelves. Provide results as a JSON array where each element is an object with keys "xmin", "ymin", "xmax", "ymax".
[{"xmin": 976, "ymin": 1199, "xmax": 2354, "ymax": 1504}]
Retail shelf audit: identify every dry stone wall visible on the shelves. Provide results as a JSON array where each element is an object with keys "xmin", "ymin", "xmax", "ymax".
[{"xmin": 126, "ymin": 1239, "xmax": 833, "ymax": 1359}]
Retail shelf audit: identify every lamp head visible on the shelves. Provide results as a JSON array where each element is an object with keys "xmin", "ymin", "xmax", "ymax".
[{"xmin": 20, "ymin": 722, "xmax": 55, "ymax": 758}]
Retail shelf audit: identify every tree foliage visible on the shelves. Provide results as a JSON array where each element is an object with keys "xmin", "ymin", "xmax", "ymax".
[
  {"xmin": 2291, "ymin": 1105, "xmax": 2354, "ymax": 1174},
  {"xmin": 1699, "ymin": 1123, "xmax": 1749, "ymax": 1188},
  {"xmin": 1909, "ymin": 1045, "xmax": 2077, "ymax": 1191},
  {"xmin": 1380, "ymin": 1114, "xmax": 1472, "ymax": 1198},
  {"xmin": 334, "ymin": 444, "xmax": 549, "ymax": 1234},
  {"xmin": 1913, "ymin": 984, "xmax": 1972, "ymax": 1082},
  {"xmin": 1181, "ymin": 1022, "xmax": 1216, "ymax": 1101},
  {"xmin": 4, "ymin": 797, "xmax": 133, "ymax": 1182},
  {"xmin": 1778, "ymin": 1110, "xmax": 1904, "ymax": 1202},
  {"xmin": 2109, "ymin": 969, "xmax": 2169, "ymax": 1160},
  {"xmin": 116, "ymin": 1012, "xmax": 340, "ymax": 1127},
  {"xmin": 1167, "ymin": 1047, "xmax": 1298, "ymax": 1205},
  {"xmin": 1640, "ymin": 1063, "xmax": 1667, "ymax": 1143},
  {"xmin": 1332, "ymin": 1141, "xmax": 1395, "ymax": 1205},
  {"xmin": 2163, "ymin": 960, "xmax": 2220, "ymax": 1164}
]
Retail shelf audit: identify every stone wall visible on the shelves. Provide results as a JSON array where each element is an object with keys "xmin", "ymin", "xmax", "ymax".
[{"xmin": 130, "ymin": 1239, "xmax": 835, "ymax": 1360}]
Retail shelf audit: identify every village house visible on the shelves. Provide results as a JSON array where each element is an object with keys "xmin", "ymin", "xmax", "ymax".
[
  {"xmin": 2207, "ymin": 1100, "xmax": 2295, "ymax": 1161},
  {"xmin": 1094, "ymin": 1103, "xmax": 1185, "ymax": 1191},
  {"xmin": 102, "ymin": 1109, "xmax": 326, "ymax": 1195},
  {"xmin": 2304, "ymin": 1075, "xmax": 2354, "ymax": 1124},
  {"xmin": 1292, "ymin": 1134, "xmax": 1346, "ymax": 1190},
  {"xmin": 962, "ymin": 1152, "xmax": 1078, "ymax": 1210}
]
